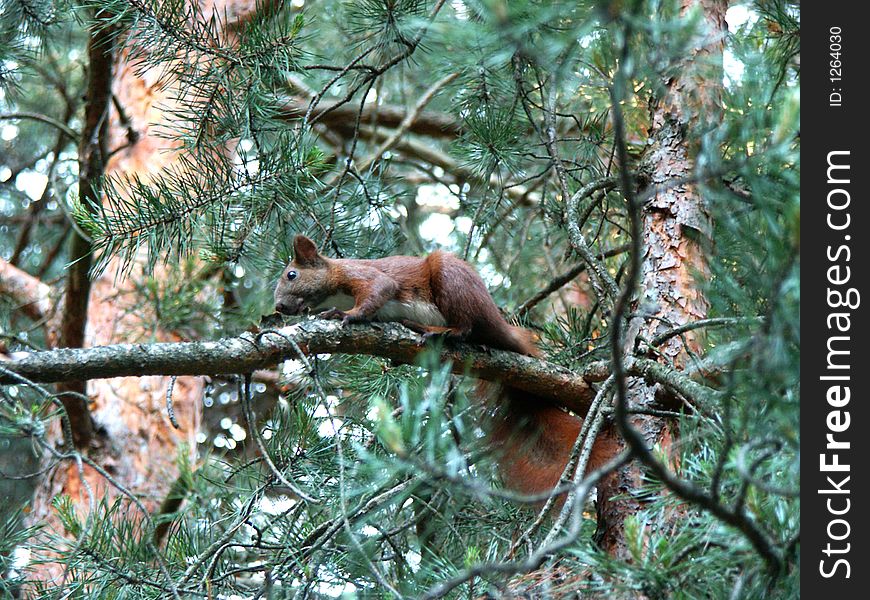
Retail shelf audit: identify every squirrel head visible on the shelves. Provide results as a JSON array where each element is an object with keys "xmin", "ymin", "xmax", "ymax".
[{"xmin": 274, "ymin": 235, "xmax": 332, "ymax": 315}]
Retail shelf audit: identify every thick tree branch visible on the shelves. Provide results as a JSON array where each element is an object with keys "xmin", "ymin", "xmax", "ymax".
[
  {"xmin": 2, "ymin": 320, "xmax": 606, "ymax": 417},
  {"xmin": 1, "ymin": 320, "xmax": 716, "ymax": 422}
]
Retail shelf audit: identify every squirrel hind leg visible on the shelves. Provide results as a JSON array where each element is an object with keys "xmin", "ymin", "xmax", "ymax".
[{"xmin": 401, "ymin": 320, "xmax": 470, "ymax": 342}]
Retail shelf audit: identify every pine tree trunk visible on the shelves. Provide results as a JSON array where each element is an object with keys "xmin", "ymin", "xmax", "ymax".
[
  {"xmin": 596, "ymin": 0, "xmax": 727, "ymax": 561},
  {"xmin": 23, "ymin": 0, "xmax": 264, "ymax": 580}
]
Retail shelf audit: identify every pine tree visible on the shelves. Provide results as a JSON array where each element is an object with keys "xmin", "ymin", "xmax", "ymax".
[{"xmin": 1, "ymin": 0, "xmax": 799, "ymax": 597}]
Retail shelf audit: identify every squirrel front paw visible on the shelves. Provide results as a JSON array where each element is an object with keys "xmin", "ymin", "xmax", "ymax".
[
  {"xmin": 318, "ymin": 308, "xmax": 369, "ymax": 326},
  {"xmin": 340, "ymin": 312, "xmax": 368, "ymax": 326},
  {"xmin": 318, "ymin": 308, "xmax": 347, "ymax": 321}
]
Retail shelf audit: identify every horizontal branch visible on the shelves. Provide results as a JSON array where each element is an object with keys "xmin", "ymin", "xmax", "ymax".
[
  {"xmin": 648, "ymin": 316, "xmax": 763, "ymax": 348},
  {"xmin": 627, "ymin": 356, "xmax": 723, "ymax": 407},
  {"xmin": 0, "ymin": 319, "xmax": 605, "ymax": 417},
  {"xmin": 278, "ymin": 96, "xmax": 461, "ymax": 139}
]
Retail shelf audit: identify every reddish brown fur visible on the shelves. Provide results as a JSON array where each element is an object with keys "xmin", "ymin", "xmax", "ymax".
[
  {"xmin": 492, "ymin": 391, "xmax": 622, "ymax": 497},
  {"xmin": 274, "ymin": 236, "xmax": 607, "ymax": 498}
]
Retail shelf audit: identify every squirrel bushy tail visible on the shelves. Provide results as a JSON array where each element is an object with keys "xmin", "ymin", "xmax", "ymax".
[
  {"xmin": 430, "ymin": 270, "xmax": 603, "ymax": 494},
  {"xmin": 485, "ymin": 325, "xmax": 619, "ymax": 497},
  {"xmin": 469, "ymin": 322, "xmax": 581, "ymax": 496},
  {"xmin": 490, "ymin": 387, "xmax": 583, "ymax": 495},
  {"xmin": 490, "ymin": 386, "xmax": 621, "ymax": 497}
]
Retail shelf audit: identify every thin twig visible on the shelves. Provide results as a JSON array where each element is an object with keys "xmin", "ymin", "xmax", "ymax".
[{"xmin": 0, "ymin": 111, "xmax": 78, "ymax": 141}]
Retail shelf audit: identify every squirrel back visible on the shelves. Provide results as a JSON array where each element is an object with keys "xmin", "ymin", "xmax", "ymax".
[
  {"xmin": 424, "ymin": 250, "xmax": 540, "ymax": 355},
  {"xmin": 275, "ymin": 235, "xmax": 601, "ymax": 497}
]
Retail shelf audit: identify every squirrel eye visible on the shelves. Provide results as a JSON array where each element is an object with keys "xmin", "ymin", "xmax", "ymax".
[{"xmin": 286, "ymin": 270, "xmax": 298, "ymax": 281}]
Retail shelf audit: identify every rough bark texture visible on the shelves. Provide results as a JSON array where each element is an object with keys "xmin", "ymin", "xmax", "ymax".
[{"xmin": 596, "ymin": 0, "xmax": 726, "ymax": 560}]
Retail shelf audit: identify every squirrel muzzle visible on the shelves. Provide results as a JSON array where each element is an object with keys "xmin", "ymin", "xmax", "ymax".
[{"xmin": 274, "ymin": 295, "xmax": 306, "ymax": 316}]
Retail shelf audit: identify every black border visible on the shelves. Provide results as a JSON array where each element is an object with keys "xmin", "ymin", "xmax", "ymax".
[{"xmin": 803, "ymin": 4, "xmax": 867, "ymax": 595}]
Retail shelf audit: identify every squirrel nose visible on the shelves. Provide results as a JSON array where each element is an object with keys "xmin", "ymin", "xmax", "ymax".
[{"xmin": 276, "ymin": 301, "xmax": 294, "ymax": 315}]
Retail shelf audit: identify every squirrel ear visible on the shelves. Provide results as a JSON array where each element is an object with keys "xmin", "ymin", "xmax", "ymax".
[{"xmin": 293, "ymin": 235, "xmax": 323, "ymax": 266}]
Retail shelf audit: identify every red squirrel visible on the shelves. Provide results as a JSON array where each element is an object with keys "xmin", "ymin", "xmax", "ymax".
[{"xmin": 274, "ymin": 235, "xmax": 601, "ymax": 496}]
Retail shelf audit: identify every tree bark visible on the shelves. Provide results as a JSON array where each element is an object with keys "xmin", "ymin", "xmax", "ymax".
[
  {"xmin": 596, "ymin": 0, "xmax": 727, "ymax": 560},
  {"xmin": 18, "ymin": 1, "xmax": 274, "ymax": 580},
  {"xmin": 3, "ymin": 320, "xmax": 601, "ymax": 414},
  {"xmin": 55, "ymin": 18, "xmax": 116, "ymax": 448}
]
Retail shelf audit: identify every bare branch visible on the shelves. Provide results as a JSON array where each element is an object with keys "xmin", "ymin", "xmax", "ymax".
[
  {"xmin": 648, "ymin": 316, "xmax": 763, "ymax": 348},
  {"xmin": 278, "ymin": 95, "xmax": 461, "ymax": 139},
  {"xmin": 563, "ymin": 176, "xmax": 621, "ymax": 302},
  {"xmin": 0, "ymin": 111, "xmax": 78, "ymax": 141},
  {"xmin": 358, "ymin": 126, "xmax": 538, "ymax": 205},
  {"xmin": 355, "ymin": 72, "xmax": 459, "ymax": 173},
  {"xmin": 1, "ymin": 319, "xmax": 606, "ymax": 417},
  {"xmin": 56, "ymin": 17, "xmax": 117, "ymax": 447}
]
